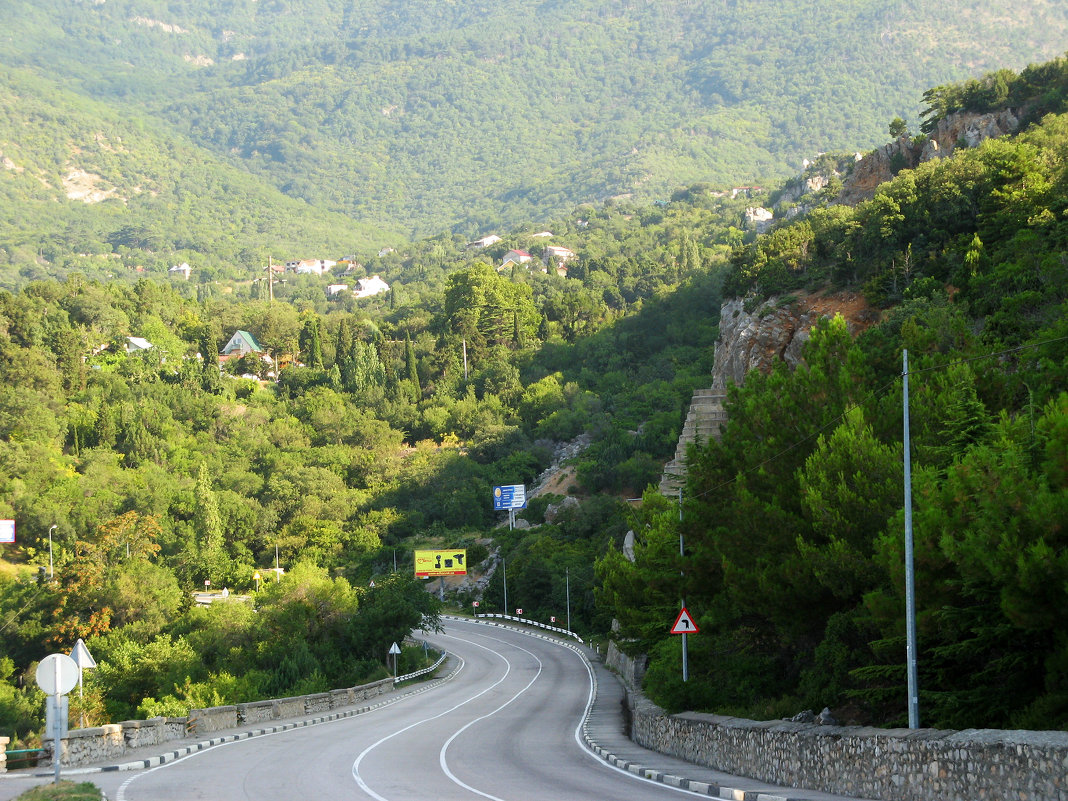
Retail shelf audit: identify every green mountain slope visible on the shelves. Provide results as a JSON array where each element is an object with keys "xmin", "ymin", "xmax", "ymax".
[
  {"xmin": 0, "ymin": 68, "xmax": 398, "ymax": 285},
  {"xmin": 3, "ymin": 0, "xmax": 1067, "ymax": 238}
]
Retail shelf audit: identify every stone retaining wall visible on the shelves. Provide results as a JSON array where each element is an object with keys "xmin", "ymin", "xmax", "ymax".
[
  {"xmin": 187, "ymin": 704, "xmax": 238, "ymax": 734},
  {"xmin": 17, "ymin": 677, "xmax": 396, "ymax": 770},
  {"xmin": 610, "ymin": 643, "xmax": 1068, "ymax": 801}
]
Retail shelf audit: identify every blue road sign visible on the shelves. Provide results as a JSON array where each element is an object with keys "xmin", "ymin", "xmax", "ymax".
[{"xmin": 493, "ymin": 484, "xmax": 526, "ymax": 510}]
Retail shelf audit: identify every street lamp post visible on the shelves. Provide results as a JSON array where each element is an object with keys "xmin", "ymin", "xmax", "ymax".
[{"xmin": 48, "ymin": 525, "xmax": 56, "ymax": 579}]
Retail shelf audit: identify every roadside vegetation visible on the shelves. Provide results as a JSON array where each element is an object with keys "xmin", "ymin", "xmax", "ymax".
[{"xmin": 1, "ymin": 56, "xmax": 1067, "ymax": 750}]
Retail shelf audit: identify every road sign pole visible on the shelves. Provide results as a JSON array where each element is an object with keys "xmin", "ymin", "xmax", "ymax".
[
  {"xmin": 679, "ymin": 489, "xmax": 687, "ymax": 683},
  {"xmin": 52, "ymin": 660, "xmax": 61, "ymax": 783}
]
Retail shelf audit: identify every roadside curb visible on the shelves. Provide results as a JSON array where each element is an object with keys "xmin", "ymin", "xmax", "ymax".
[
  {"xmin": 2, "ymin": 664, "xmax": 460, "ymax": 780},
  {"xmin": 449, "ymin": 615, "xmax": 801, "ymax": 801}
]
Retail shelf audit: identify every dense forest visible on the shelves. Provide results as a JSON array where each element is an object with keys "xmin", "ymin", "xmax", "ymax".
[
  {"xmin": 0, "ymin": 175, "xmax": 744, "ymax": 746},
  {"xmin": 2, "ymin": 0, "xmax": 1067, "ymax": 248},
  {"xmin": 600, "ymin": 58, "xmax": 1068, "ymax": 730},
  {"xmin": 2, "ymin": 37, "xmax": 1068, "ymax": 753}
]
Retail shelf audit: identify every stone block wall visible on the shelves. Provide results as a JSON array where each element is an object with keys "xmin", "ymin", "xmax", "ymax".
[
  {"xmin": 60, "ymin": 724, "xmax": 124, "ymax": 766},
  {"xmin": 331, "ymin": 688, "xmax": 354, "ymax": 708},
  {"xmin": 187, "ymin": 704, "xmax": 238, "ymax": 734},
  {"xmin": 275, "ymin": 697, "xmax": 306, "ymax": 718},
  {"xmin": 614, "ymin": 648, "xmax": 1068, "ymax": 801},
  {"xmin": 27, "ymin": 676, "xmax": 397, "ymax": 769},
  {"xmin": 304, "ymin": 692, "xmax": 331, "ymax": 714},
  {"xmin": 354, "ymin": 679, "xmax": 393, "ymax": 702},
  {"xmin": 237, "ymin": 700, "xmax": 277, "ymax": 725}
]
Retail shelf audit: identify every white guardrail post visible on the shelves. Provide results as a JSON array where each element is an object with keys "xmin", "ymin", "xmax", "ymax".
[
  {"xmin": 393, "ymin": 649, "xmax": 449, "ymax": 685},
  {"xmin": 471, "ymin": 613, "xmax": 584, "ymax": 643}
]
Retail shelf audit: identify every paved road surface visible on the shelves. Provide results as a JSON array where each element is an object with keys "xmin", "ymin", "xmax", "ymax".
[{"xmin": 1, "ymin": 618, "xmax": 875, "ymax": 801}]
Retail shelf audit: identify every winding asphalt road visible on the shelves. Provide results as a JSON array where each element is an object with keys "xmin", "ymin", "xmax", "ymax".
[{"xmin": 81, "ymin": 618, "xmax": 709, "ymax": 801}]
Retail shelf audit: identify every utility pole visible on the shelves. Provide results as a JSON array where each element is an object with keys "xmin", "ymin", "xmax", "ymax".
[
  {"xmin": 565, "ymin": 566, "xmax": 571, "ymax": 633},
  {"xmin": 903, "ymin": 349, "xmax": 920, "ymax": 728},
  {"xmin": 679, "ymin": 489, "xmax": 687, "ymax": 683}
]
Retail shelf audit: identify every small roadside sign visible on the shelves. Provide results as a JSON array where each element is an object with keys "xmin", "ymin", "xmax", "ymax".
[
  {"xmin": 70, "ymin": 638, "xmax": 96, "ymax": 669},
  {"xmin": 0, "ymin": 519, "xmax": 14, "ymax": 544},
  {"xmin": 671, "ymin": 607, "xmax": 699, "ymax": 634}
]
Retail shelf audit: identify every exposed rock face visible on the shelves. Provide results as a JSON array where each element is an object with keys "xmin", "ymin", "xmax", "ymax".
[
  {"xmin": 544, "ymin": 495, "xmax": 580, "ymax": 523},
  {"xmin": 659, "ymin": 290, "xmax": 878, "ymax": 493},
  {"xmin": 838, "ymin": 109, "xmax": 1020, "ymax": 206},
  {"xmin": 744, "ymin": 206, "xmax": 774, "ymax": 232},
  {"xmin": 838, "ymin": 136, "xmax": 922, "ymax": 205},
  {"xmin": 928, "ymin": 108, "xmax": 1020, "ymax": 156},
  {"xmin": 712, "ymin": 292, "xmax": 878, "ymax": 391}
]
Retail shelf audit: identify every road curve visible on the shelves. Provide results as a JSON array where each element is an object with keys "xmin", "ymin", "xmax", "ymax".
[{"xmin": 85, "ymin": 618, "xmax": 707, "ymax": 801}]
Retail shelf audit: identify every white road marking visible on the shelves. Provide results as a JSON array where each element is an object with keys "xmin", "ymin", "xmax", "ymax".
[{"xmin": 351, "ymin": 632, "xmax": 512, "ymax": 800}]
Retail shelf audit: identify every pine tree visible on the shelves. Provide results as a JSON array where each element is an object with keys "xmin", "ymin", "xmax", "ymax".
[
  {"xmin": 193, "ymin": 462, "xmax": 227, "ymax": 584},
  {"xmin": 404, "ymin": 332, "xmax": 420, "ymax": 400}
]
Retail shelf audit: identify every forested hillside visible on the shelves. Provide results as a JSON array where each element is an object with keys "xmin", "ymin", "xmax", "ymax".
[
  {"xmin": 600, "ymin": 60, "xmax": 1068, "ymax": 731},
  {"xmin": 3, "ymin": 0, "xmax": 1068, "ymax": 241},
  {"xmin": 2, "ymin": 40, "xmax": 1068, "ymax": 753},
  {"xmin": 0, "ymin": 177, "xmax": 741, "ymax": 746}
]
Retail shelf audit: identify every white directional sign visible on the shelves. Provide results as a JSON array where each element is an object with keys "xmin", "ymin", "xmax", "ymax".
[
  {"xmin": 70, "ymin": 638, "xmax": 97, "ymax": 670},
  {"xmin": 670, "ymin": 607, "xmax": 699, "ymax": 634}
]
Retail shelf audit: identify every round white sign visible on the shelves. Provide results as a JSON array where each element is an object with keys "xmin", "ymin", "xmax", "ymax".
[{"xmin": 35, "ymin": 653, "xmax": 79, "ymax": 696}]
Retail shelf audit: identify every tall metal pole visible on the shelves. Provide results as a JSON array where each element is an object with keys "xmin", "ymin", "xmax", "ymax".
[
  {"xmin": 679, "ymin": 489, "xmax": 688, "ymax": 683},
  {"xmin": 903, "ymin": 350, "xmax": 920, "ymax": 728},
  {"xmin": 52, "ymin": 659, "xmax": 61, "ymax": 784},
  {"xmin": 565, "ymin": 566, "xmax": 571, "ymax": 632},
  {"xmin": 48, "ymin": 525, "xmax": 56, "ymax": 579},
  {"xmin": 502, "ymin": 558, "xmax": 508, "ymax": 614}
]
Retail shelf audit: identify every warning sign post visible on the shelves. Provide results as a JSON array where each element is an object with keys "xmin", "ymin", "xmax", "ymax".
[{"xmin": 670, "ymin": 607, "xmax": 698, "ymax": 634}]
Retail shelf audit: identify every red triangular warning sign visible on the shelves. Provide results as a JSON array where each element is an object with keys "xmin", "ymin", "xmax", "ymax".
[{"xmin": 671, "ymin": 607, "xmax": 698, "ymax": 634}]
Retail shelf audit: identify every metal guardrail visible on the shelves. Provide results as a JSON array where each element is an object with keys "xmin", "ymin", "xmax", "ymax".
[
  {"xmin": 394, "ymin": 649, "xmax": 448, "ymax": 684},
  {"xmin": 5, "ymin": 748, "xmax": 46, "ymax": 769},
  {"xmin": 474, "ymin": 613, "xmax": 584, "ymax": 643}
]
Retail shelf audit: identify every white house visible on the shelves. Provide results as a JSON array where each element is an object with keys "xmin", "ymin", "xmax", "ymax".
[
  {"xmin": 285, "ymin": 259, "xmax": 337, "ymax": 275},
  {"xmin": 543, "ymin": 245, "xmax": 576, "ymax": 264},
  {"xmin": 219, "ymin": 330, "xmax": 265, "ymax": 364},
  {"xmin": 502, "ymin": 249, "xmax": 532, "ymax": 267},
  {"xmin": 125, "ymin": 336, "xmax": 153, "ymax": 354},
  {"xmin": 354, "ymin": 275, "xmax": 390, "ymax": 298},
  {"xmin": 326, "ymin": 284, "xmax": 349, "ymax": 297},
  {"xmin": 169, "ymin": 263, "xmax": 192, "ymax": 280},
  {"xmin": 467, "ymin": 234, "xmax": 501, "ymax": 249}
]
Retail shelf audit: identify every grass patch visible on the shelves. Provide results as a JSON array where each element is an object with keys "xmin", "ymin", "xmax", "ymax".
[{"xmin": 12, "ymin": 782, "xmax": 101, "ymax": 801}]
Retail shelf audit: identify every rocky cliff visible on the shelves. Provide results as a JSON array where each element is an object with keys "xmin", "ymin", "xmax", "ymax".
[
  {"xmin": 712, "ymin": 291, "xmax": 878, "ymax": 390},
  {"xmin": 838, "ymin": 109, "xmax": 1020, "ymax": 205},
  {"xmin": 660, "ymin": 290, "xmax": 878, "ymax": 493}
]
